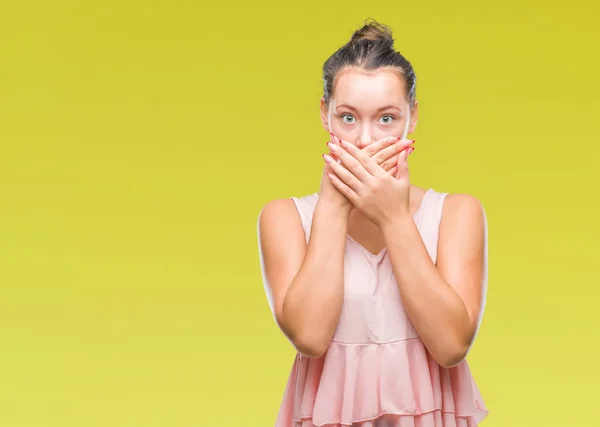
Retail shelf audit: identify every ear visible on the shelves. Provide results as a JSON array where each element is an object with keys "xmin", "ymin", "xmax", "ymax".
[
  {"xmin": 407, "ymin": 100, "xmax": 419, "ymax": 134},
  {"xmin": 320, "ymin": 98, "xmax": 330, "ymax": 131}
]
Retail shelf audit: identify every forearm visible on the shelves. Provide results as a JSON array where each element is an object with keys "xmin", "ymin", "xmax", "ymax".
[
  {"xmin": 381, "ymin": 216, "xmax": 473, "ymax": 367},
  {"xmin": 281, "ymin": 199, "xmax": 349, "ymax": 357}
]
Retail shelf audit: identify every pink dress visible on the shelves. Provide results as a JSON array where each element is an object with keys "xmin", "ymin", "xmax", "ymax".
[{"xmin": 260, "ymin": 188, "xmax": 489, "ymax": 427}]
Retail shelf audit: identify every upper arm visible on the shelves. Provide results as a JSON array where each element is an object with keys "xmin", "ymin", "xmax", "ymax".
[
  {"xmin": 258, "ymin": 198, "xmax": 308, "ymax": 327},
  {"xmin": 436, "ymin": 194, "xmax": 487, "ymax": 335}
]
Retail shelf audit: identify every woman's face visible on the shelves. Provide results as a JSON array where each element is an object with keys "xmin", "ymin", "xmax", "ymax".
[{"xmin": 321, "ymin": 67, "xmax": 418, "ymax": 149}]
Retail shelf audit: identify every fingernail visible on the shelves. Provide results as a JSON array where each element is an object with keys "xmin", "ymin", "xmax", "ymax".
[{"xmin": 322, "ymin": 153, "xmax": 333, "ymax": 163}]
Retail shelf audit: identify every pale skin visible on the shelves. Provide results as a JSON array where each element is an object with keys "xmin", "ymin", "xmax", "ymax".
[{"xmin": 259, "ymin": 66, "xmax": 485, "ymax": 368}]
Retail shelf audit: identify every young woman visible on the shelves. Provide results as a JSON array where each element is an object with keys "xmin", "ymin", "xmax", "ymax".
[{"xmin": 258, "ymin": 19, "xmax": 489, "ymax": 427}]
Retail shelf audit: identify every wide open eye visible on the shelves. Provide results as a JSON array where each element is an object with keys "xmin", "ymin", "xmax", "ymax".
[
  {"xmin": 379, "ymin": 115, "xmax": 395, "ymax": 125},
  {"xmin": 341, "ymin": 113, "xmax": 356, "ymax": 124}
]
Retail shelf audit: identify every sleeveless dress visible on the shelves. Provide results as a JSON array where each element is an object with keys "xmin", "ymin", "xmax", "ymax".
[{"xmin": 260, "ymin": 188, "xmax": 489, "ymax": 427}]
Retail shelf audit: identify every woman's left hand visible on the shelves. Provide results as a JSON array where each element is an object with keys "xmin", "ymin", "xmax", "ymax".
[{"xmin": 323, "ymin": 138, "xmax": 415, "ymax": 228}]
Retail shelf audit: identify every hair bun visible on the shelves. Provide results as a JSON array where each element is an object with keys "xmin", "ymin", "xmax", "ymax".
[{"xmin": 350, "ymin": 19, "xmax": 394, "ymax": 43}]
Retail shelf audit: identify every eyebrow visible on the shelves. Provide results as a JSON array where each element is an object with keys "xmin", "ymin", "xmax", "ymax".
[{"xmin": 336, "ymin": 104, "xmax": 402, "ymax": 113}]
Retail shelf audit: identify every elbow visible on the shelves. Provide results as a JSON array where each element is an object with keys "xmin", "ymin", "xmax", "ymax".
[
  {"xmin": 275, "ymin": 313, "xmax": 329, "ymax": 359},
  {"xmin": 288, "ymin": 325, "xmax": 329, "ymax": 358},
  {"xmin": 437, "ymin": 341, "xmax": 471, "ymax": 369},
  {"xmin": 437, "ymin": 326, "xmax": 477, "ymax": 368},
  {"xmin": 294, "ymin": 335, "xmax": 329, "ymax": 359},
  {"xmin": 438, "ymin": 353, "xmax": 466, "ymax": 369}
]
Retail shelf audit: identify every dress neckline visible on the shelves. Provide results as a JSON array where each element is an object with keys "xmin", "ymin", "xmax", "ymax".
[{"xmin": 344, "ymin": 188, "xmax": 431, "ymax": 260}]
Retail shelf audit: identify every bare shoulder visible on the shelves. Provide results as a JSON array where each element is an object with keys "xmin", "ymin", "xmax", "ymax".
[
  {"xmin": 442, "ymin": 193, "xmax": 485, "ymax": 228},
  {"xmin": 258, "ymin": 198, "xmax": 303, "ymax": 234},
  {"xmin": 257, "ymin": 196, "xmax": 307, "ymax": 271},
  {"xmin": 438, "ymin": 192, "xmax": 486, "ymax": 251}
]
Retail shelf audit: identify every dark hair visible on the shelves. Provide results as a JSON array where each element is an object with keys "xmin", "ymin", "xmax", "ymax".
[{"xmin": 322, "ymin": 19, "xmax": 417, "ymax": 109}]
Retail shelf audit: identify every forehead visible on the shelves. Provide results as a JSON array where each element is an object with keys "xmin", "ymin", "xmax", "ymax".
[{"xmin": 333, "ymin": 67, "xmax": 406, "ymax": 105}]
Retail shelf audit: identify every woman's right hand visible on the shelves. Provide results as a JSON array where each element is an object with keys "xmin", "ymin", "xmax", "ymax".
[
  {"xmin": 319, "ymin": 133, "xmax": 414, "ymax": 211},
  {"xmin": 319, "ymin": 137, "xmax": 353, "ymax": 213}
]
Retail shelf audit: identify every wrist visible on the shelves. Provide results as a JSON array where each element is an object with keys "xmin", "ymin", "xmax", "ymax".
[
  {"xmin": 316, "ymin": 197, "xmax": 352, "ymax": 219},
  {"xmin": 380, "ymin": 212, "xmax": 414, "ymax": 237}
]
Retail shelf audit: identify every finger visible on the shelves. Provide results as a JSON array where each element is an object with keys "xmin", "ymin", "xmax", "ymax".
[
  {"xmin": 322, "ymin": 153, "xmax": 362, "ymax": 191},
  {"xmin": 380, "ymin": 155, "xmax": 400, "ymax": 172},
  {"xmin": 396, "ymin": 146, "xmax": 415, "ymax": 180},
  {"xmin": 389, "ymin": 165, "xmax": 399, "ymax": 178},
  {"xmin": 327, "ymin": 171, "xmax": 359, "ymax": 205},
  {"xmin": 329, "ymin": 132, "xmax": 347, "ymax": 164},
  {"xmin": 361, "ymin": 135, "xmax": 401, "ymax": 157},
  {"xmin": 327, "ymin": 132, "xmax": 346, "ymax": 162},
  {"xmin": 327, "ymin": 141, "xmax": 371, "ymax": 181},
  {"xmin": 336, "ymin": 139, "xmax": 385, "ymax": 179},
  {"xmin": 377, "ymin": 143, "xmax": 414, "ymax": 172},
  {"xmin": 326, "ymin": 139, "xmax": 340, "ymax": 162},
  {"xmin": 371, "ymin": 139, "xmax": 415, "ymax": 166},
  {"xmin": 328, "ymin": 132, "xmax": 340, "ymax": 150}
]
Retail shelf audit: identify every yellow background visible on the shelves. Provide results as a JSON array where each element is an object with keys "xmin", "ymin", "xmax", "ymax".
[{"xmin": 1, "ymin": 1, "xmax": 599, "ymax": 426}]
